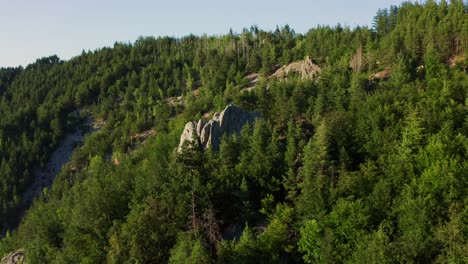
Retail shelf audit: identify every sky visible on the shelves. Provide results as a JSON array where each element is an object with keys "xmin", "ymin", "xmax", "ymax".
[{"xmin": 0, "ymin": 0, "xmax": 407, "ymax": 68}]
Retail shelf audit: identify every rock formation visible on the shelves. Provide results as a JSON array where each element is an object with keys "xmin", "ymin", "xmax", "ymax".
[
  {"xmin": 1, "ymin": 250, "xmax": 25, "ymax": 264},
  {"xmin": 370, "ymin": 67, "xmax": 391, "ymax": 80},
  {"xmin": 272, "ymin": 56, "xmax": 321, "ymax": 80},
  {"xmin": 178, "ymin": 104, "xmax": 259, "ymax": 151}
]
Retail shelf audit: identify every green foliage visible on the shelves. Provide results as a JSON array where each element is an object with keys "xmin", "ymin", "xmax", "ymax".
[
  {"xmin": 0, "ymin": 1, "xmax": 467, "ymax": 263},
  {"xmin": 298, "ymin": 219, "xmax": 322, "ymax": 263},
  {"xmin": 169, "ymin": 233, "xmax": 212, "ymax": 264},
  {"xmin": 350, "ymin": 223, "xmax": 391, "ymax": 264}
]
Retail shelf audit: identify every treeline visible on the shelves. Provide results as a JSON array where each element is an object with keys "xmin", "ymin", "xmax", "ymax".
[{"xmin": 0, "ymin": 0, "xmax": 467, "ymax": 263}]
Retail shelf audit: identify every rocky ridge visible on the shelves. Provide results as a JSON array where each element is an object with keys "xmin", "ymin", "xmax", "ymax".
[{"xmin": 178, "ymin": 104, "xmax": 259, "ymax": 151}]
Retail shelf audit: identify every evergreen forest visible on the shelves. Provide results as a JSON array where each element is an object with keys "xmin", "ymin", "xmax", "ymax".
[{"xmin": 0, "ymin": 1, "xmax": 467, "ymax": 263}]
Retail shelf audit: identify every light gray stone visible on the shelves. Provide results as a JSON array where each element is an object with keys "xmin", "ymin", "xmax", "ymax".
[
  {"xmin": 1, "ymin": 250, "xmax": 25, "ymax": 264},
  {"xmin": 178, "ymin": 121, "xmax": 199, "ymax": 151},
  {"xmin": 178, "ymin": 104, "xmax": 259, "ymax": 152}
]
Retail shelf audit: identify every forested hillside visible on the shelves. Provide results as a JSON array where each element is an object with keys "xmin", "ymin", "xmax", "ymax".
[{"xmin": 0, "ymin": 1, "xmax": 467, "ymax": 263}]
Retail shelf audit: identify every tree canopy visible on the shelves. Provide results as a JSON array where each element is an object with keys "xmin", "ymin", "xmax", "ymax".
[{"xmin": 0, "ymin": 1, "xmax": 467, "ymax": 263}]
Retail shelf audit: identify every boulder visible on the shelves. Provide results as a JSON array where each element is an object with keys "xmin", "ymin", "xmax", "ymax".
[{"xmin": 178, "ymin": 104, "xmax": 259, "ymax": 151}]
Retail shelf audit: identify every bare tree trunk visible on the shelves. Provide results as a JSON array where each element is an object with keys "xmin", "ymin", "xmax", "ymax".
[{"xmin": 202, "ymin": 204, "xmax": 222, "ymax": 256}]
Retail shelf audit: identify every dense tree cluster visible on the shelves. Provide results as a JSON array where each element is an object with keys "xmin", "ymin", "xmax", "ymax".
[{"xmin": 0, "ymin": 1, "xmax": 467, "ymax": 263}]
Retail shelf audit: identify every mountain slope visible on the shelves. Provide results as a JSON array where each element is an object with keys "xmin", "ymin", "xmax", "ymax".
[{"xmin": 0, "ymin": 1, "xmax": 467, "ymax": 263}]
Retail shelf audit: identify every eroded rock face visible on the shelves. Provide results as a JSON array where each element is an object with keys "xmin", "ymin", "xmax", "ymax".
[
  {"xmin": 178, "ymin": 121, "xmax": 199, "ymax": 150},
  {"xmin": 272, "ymin": 56, "xmax": 321, "ymax": 80},
  {"xmin": 178, "ymin": 104, "xmax": 259, "ymax": 151},
  {"xmin": 1, "ymin": 250, "xmax": 25, "ymax": 264}
]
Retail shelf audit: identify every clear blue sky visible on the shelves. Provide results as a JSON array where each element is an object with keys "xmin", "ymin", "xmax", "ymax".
[{"xmin": 0, "ymin": 0, "xmax": 407, "ymax": 68}]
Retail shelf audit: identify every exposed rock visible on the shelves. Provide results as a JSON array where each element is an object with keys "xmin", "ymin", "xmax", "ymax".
[
  {"xmin": 370, "ymin": 67, "xmax": 391, "ymax": 80},
  {"xmin": 130, "ymin": 129, "xmax": 156, "ymax": 141},
  {"xmin": 22, "ymin": 115, "xmax": 97, "ymax": 208},
  {"xmin": 241, "ymin": 73, "xmax": 260, "ymax": 92},
  {"xmin": 92, "ymin": 117, "xmax": 106, "ymax": 130},
  {"xmin": 272, "ymin": 56, "xmax": 321, "ymax": 80},
  {"xmin": 246, "ymin": 73, "xmax": 259, "ymax": 84},
  {"xmin": 178, "ymin": 104, "xmax": 259, "ymax": 151},
  {"xmin": 178, "ymin": 121, "xmax": 199, "ymax": 150},
  {"xmin": 166, "ymin": 89, "xmax": 201, "ymax": 106},
  {"xmin": 195, "ymin": 120, "xmax": 202, "ymax": 135},
  {"xmin": 1, "ymin": 250, "xmax": 25, "ymax": 264},
  {"xmin": 416, "ymin": 65, "xmax": 425, "ymax": 73}
]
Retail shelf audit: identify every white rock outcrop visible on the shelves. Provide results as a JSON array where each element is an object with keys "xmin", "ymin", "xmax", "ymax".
[
  {"xmin": 272, "ymin": 56, "xmax": 321, "ymax": 80},
  {"xmin": 178, "ymin": 104, "xmax": 259, "ymax": 151}
]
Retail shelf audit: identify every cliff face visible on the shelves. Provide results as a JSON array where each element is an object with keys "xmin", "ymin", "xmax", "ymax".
[{"xmin": 178, "ymin": 104, "xmax": 259, "ymax": 151}]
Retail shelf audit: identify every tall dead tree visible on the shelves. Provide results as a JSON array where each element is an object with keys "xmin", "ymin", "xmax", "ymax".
[
  {"xmin": 202, "ymin": 204, "xmax": 222, "ymax": 255},
  {"xmin": 350, "ymin": 44, "xmax": 364, "ymax": 72}
]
